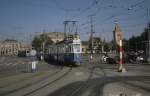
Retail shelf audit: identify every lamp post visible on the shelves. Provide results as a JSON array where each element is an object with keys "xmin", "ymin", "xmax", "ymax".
[{"xmin": 146, "ymin": 7, "xmax": 150, "ymax": 63}]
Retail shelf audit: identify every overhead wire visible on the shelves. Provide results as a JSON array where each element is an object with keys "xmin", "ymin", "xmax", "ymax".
[
  {"xmin": 50, "ymin": 0, "xmax": 102, "ymax": 33},
  {"xmin": 78, "ymin": 0, "xmax": 148, "ymax": 36},
  {"xmin": 79, "ymin": 0, "xmax": 146, "ymax": 28},
  {"xmin": 48, "ymin": 0, "xmax": 148, "ymax": 38},
  {"xmin": 51, "ymin": 0, "xmax": 101, "ymax": 12},
  {"xmin": 92, "ymin": 0, "xmax": 147, "ymax": 27},
  {"xmin": 69, "ymin": 0, "xmax": 102, "ymax": 20}
]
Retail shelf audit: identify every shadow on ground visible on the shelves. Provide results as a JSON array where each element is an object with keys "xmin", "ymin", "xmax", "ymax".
[{"xmin": 48, "ymin": 76, "xmax": 150, "ymax": 96}]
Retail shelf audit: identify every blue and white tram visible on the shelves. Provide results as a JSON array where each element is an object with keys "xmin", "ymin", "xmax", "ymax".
[{"xmin": 47, "ymin": 38, "xmax": 82, "ymax": 66}]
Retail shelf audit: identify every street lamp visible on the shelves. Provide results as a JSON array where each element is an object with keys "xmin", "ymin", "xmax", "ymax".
[
  {"xmin": 146, "ymin": 7, "xmax": 150, "ymax": 63},
  {"xmin": 142, "ymin": 7, "xmax": 150, "ymax": 62}
]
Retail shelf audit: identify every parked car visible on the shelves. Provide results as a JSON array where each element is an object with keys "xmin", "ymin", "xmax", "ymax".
[{"xmin": 101, "ymin": 53, "xmax": 117, "ymax": 64}]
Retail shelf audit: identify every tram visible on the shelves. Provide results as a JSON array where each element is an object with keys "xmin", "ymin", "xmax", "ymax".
[{"xmin": 45, "ymin": 35, "xmax": 82, "ymax": 66}]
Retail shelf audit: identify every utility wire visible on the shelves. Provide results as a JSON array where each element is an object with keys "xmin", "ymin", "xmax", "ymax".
[
  {"xmin": 77, "ymin": 0, "xmax": 147, "ymax": 32},
  {"xmin": 69, "ymin": 0, "xmax": 102, "ymax": 20},
  {"xmin": 92, "ymin": 0, "xmax": 148, "ymax": 27},
  {"xmin": 51, "ymin": 0, "xmax": 101, "ymax": 12}
]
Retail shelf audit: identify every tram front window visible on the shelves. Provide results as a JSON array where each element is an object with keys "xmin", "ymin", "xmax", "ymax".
[{"xmin": 73, "ymin": 44, "xmax": 80, "ymax": 52}]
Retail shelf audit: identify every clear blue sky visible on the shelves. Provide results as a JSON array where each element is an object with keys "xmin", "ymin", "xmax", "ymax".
[{"xmin": 0, "ymin": 0, "xmax": 150, "ymax": 42}]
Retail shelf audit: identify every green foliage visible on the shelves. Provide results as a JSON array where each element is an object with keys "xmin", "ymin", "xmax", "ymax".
[
  {"xmin": 104, "ymin": 42, "xmax": 110, "ymax": 52},
  {"xmin": 32, "ymin": 34, "xmax": 53, "ymax": 50},
  {"xmin": 124, "ymin": 22, "xmax": 150, "ymax": 52}
]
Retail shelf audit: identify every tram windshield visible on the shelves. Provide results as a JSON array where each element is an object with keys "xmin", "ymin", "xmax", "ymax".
[{"xmin": 73, "ymin": 44, "xmax": 80, "ymax": 52}]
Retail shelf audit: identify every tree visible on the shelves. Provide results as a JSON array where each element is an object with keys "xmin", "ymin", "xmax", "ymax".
[
  {"xmin": 109, "ymin": 40, "xmax": 116, "ymax": 51},
  {"xmin": 32, "ymin": 34, "xmax": 53, "ymax": 50},
  {"xmin": 124, "ymin": 22, "xmax": 150, "ymax": 52},
  {"xmin": 103, "ymin": 42, "xmax": 110, "ymax": 52},
  {"xmin": 88, "ymin": 37, "xmax": 102, "ymax": 53}
]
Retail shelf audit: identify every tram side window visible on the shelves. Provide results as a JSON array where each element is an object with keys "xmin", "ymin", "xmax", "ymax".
[
  {"xmin": 62, "ymin": 45, "xmax": 65, "ymax": 54},
  {"xmin": 66, "ymin": 45, "xmax": 72, "ymax": 53}
]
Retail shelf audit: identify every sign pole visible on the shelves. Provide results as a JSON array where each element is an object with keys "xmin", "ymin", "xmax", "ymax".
[
  {"xmin": 30, "ymin": 49, "xmax": 37, "ymax": 73},
  {"xmin": 118, "ymin": 40, "xmax": 126, "ymax": 72}
]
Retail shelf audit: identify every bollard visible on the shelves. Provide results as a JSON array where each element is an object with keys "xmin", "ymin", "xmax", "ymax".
[
  {"xmin": 40, "ymin": 55, "xmax": 44, "ymax": 61},
  {"xmin": 31, "ymin": 61, "xmax": 36, "ymax": 73}
]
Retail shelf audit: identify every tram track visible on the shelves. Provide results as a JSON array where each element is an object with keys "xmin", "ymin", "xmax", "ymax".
[
  {"xmin": 0, "ymin": 66, "xmax": 64, "ymax": 96},
  {"xmin": 91, "ymin": 64, "xmax": 150, "ymax": 95},
  {"xmin": 0, "ymin": 65, "xmax": 63, "ymax": 88},
  {"xmin": 0, "ymin": 72, "xmax": 46, "ymax": 89},
  {"xmin": 46, "ymin": 61, "xmax": 150, "ymax": 96},
  {"xmin": 0, "ymin": 58, "xmax": 30, "ymax": 77},
  {"xmin": 22, "ymin": 66, "xmax": 72, "ymax": 96},
  {"xmin": 66, "ymin": 64, "xmax": 107, "ymax": 96}
]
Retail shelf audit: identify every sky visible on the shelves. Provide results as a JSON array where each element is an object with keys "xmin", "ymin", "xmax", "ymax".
[{"xmin": 0, "ymin": 0, "xmax": 150, "ymax": 42}]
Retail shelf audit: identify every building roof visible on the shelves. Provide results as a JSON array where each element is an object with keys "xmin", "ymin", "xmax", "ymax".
[
  {"xmin": 93, "ymin": 37, "xmax": 101, "ymax": 41},
  {"xmin": 47, "ymin": 32, "xmax": 64, "ymax": 36},
  {"xmin": 2, "ymin": 39, "xmax": 19, "ymax": 43},
  {"xmin": 46, "ymin": 32, "xmax": 65, "ymax": 43}
]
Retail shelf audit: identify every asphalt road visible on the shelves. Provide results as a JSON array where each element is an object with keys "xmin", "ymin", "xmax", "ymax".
[
  {"xmin": 0, "ymin": 56, "xmax": 56, "ymax": 78},
  {"xmin": 0, "ymin": 56, "xmax": 30, "ymax": 77},
  {"xmin": 0, "ymin": 56, "xmax": 150, "ymax": 96}
]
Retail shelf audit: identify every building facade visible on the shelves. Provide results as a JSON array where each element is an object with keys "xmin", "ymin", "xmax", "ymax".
[
  {"xmin": 46, "ymin": 32, "xmax": 65, "ymax": 43},
  {"xmin": 92, "ymin": 37, "xmax": 102, "ymax": 53},
  {"xmin": 88, "ymin": 37, "xmax": 102, "ymax": 53},
  {"xmin": 81, "ymin": 37, "xmax": 102, "ymax": 54},
  {"xmin": 81, "ymin": 41, "xmax": 89, "ymax": 53},
  {"xmin": 0, "ymin": 39, "xmax": 21, "ymax": 56}
]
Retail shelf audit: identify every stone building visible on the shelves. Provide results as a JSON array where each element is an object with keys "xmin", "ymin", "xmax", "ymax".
[
  {"xmin": 81, "ymin": 37, "xmax": 102, "ymax": 54},
  {"xmin": 0, "ymin": 39, "xmax": 21, "ymax": 56},
  {"xmin": 38, "ymin": 32, "xmax": 81, "ymax": 44},
  {"xmin": 88, "ymin": 37, "xmax": 102, "ymax": 53},
  {"xmin": 81, "ymin": 41, "xmax": 89, "ymax": 53},
  {"xmin": 92, "ymin": 37, "xmax": 102, "ymax": 53},
  {"xmin": 46, "ymin": 32, "xmax": 65, "ymax": 43}
]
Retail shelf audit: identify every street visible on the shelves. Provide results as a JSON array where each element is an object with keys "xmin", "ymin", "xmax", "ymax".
[
  {"xmin": 0, "ymin": 0, "xmax": 150, "ymax": 95},
  {"xmin": 0, "ymin": 56, "xmax": 150, "ymax": 96},
  {"xmin": 0, "ymin": 56, "xmax": 55, "ymax": 78}
]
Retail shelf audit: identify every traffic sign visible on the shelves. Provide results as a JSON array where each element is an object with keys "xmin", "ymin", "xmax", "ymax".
[{"xmin": 30, "ymin": 49, "xmax": 37, "ymax": 56}]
